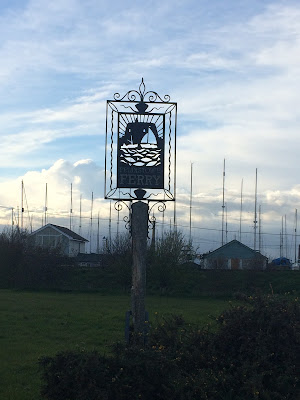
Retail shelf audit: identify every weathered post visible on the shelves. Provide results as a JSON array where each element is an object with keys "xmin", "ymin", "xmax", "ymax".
[{"xmin": 131, "ymin": 200, "xmax": 148, "ymax": 340}]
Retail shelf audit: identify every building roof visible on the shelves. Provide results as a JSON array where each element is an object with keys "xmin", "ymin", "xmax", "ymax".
[
  {"xmin": 203, "ymin": 239, "xmax": 267, "ymax": 260},
  {"xmin": 30, "ymin": 223, "xmax": 88, "ymax": 242}
]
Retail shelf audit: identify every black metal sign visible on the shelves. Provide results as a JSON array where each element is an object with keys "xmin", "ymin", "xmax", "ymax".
[{"xmin": 105, "ymin": 79, "xmax": 176, "ymax": 202}]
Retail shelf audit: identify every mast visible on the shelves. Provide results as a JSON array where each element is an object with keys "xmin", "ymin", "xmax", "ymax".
[
  {"xmin": 97, "ymin": 211, "xmax": 100, "ymax": 254},
  {"xmin": 22, "ymin": 182, "xmax": 32, "ymax": 232},
  {"xmin": 284, "ymin": 214, "xmax": 287, "ymax": 259},
  {"xmin": 225, "ymin": 202, "xmax": 228, "ymax": 244},
  {"xmin": 239, "ymin": 178, "xmax": 243, "ymax": 242},
  {"xmin": 151, "ymin": 211, "xmax": 156, "ymax": 251},
  {"xmin": 173, "ymin": 198, "xmax": 176, "ymax": 231},
  {"xmin": 70, "ymin": 183, "xmax": 73, "ymax": 231},
  {"xmin": 189, "ymin": 162, "xmax": 193, "ymax": 242},
  {"xmin": 90, "ymin": 192, "xmax": 94, "ymax": 253},
  {"xmin": 21, "ymin": 180, "xmax": 24, "ymax": 230},
  {"xmin": 221, "ymin": 159, "xmax": 225, "ymax": 245},
  {"xmin": 108, "ymin": 200, "xmax": 112, "ymax": 251},
  {"xmin": 162, "ymin": 192, "xmax": 165, "ymax": 239},
  {"xmin": 280, "ymin": 216, "xmax": 283, "ymax": 258},
  {"xmin": 79, "ymin": 194, "xmax": 82, "ymax": 236},
  {"xmin": 117, "ymin": 189, "xmax": 120, "ymax": 237},
  {"xmin": 44, "ymin": 183, "xmax": 48, "ymax": 225},
  {"xmin": 253, "ymin": 168, "xmax": 258, "ymax": 250},
  {"xmin": 294, "ymin": 209, "xmax": 298, "ymax": 264},
  {"xmin": 11, "ymin": 208, "xmax": 14, "ymax": 236},
  {"xmin": 258, "ymin": 204, "xmax": 261, "ymax": 252}
]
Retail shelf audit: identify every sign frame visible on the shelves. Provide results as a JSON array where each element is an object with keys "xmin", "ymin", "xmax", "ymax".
[{"xmin": 104, "ymin": 79, "xmax": 177, "ymax": 202}]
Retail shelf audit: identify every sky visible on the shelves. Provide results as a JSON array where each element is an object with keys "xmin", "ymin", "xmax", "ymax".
[{"xmin": 0, "ymin": 0, "xmax": 300, "ymax": 259}]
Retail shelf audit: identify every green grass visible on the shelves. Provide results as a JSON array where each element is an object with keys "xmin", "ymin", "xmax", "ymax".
[{"xmin": 0, "ymin": 290, "xmax": 233, "ymax": 400}]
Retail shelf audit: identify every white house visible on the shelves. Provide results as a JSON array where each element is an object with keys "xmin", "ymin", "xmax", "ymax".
[{"xmin": 29, "ymin": 223, "xmax": 88, "ymax": 257}]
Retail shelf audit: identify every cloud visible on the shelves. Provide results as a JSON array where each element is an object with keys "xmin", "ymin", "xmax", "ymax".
[
  {"xmin": 0, "ymin": 158, "xmax": 107, "ymax": 230},
  {"xmin": 0, "ymin": 155, "xmax": 297, "ymax": 257},
  {"xmin": 0, "ymin": 0, "xmax": 300, "ymax": 257}
]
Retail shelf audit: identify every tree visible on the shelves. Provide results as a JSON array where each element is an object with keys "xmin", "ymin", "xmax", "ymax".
[
  {"xmin": 148, "ymin": 230, "xmax": 195, "ymax": 293},
  {"xmin": 0, "ymin": 227, "xmax": 29, "ymax": 287},
  {"xmin": 0, "ymin": 226, "xmax": 71, "ymax": 289},
  {"xmin": 110, "ymin": 233, "xmax": 132, "ymax": 291}
]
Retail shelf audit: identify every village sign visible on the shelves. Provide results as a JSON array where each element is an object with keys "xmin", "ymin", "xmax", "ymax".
[{"xmin": 105, "ymin": 78, "xmax": 177, "ymax": 203}]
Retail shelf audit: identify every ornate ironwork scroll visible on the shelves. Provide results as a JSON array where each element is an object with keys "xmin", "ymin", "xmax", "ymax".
[{"xmin": 105, "ymin": 79, "xmax": 177, "ymax": 202}]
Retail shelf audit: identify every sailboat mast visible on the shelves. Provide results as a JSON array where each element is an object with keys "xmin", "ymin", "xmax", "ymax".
[
  {"xmin": 97, "ymin": 212, "xmax": 100, "ymax": 254},
  {"xmin": 162, "ymin": 193, "xmax": 165, "ymax": 239},
  {"xmin": 173, "ymin": 199, "xmax": 176, "ymax": 231},
  {"xmin": 225, "ymin": 203, "xmax": 228, "ymax": 244},
  {"xmin": 11, "ymin": 207, "xmax": 14, "ymax": 236},
  {"xmin": 258, "ymin": 205, "xmax": 262, "ymax": 252},
  {"xmin": 285, "ymin": 214, "xmax": 287, "ymax": 259},
  {"xmin": 70, "ymin": 183, "xmax": 73, "ymax": 231},
  {"xmin": 21, "ymin": 180, "xmax": 24, "ymax": 230},
  {"xmin": 189, "ymin": 162, "xmax": 193, "ymax": 242},
  {"xmin": 117, "ymin": 189, "xmax": 120, "ymax": 237},
  {"xmin": 109, "ymin": 200, "xmax": 112, "ymax": 251},
  {"xmin": 90, "ymin": 192, "xmax": 93, "ymax": 253},
  {"xmin": 239, "ymin": 178, "xmax": 243, "ymax": 242},
  {"xmin": 221, "ymin": 159, "xmax": 225, "ymax": 246},
  {"xmin": 79, "ymin": 194, "xmax": 82, "ymax": 236},
  {"xmin": 44, "ymin": 183, "xmax": 48, "ymax": 225},
  {"xmin": 280, "ymin": 216, "xmax": 284, "ymax": 258},
  {"xmin": 294, "ymin": 209, "xmax": 298, "ymax": 264},
  {"xmin": 253, "ymin": 168, "xmax": 258, "ymax": 250}
]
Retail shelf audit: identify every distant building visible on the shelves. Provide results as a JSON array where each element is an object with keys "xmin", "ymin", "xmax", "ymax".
[
  {"xmin": 202, "ymin": 239, "xmax": 268, "ymax": 270},
  {"xmin": 29, "ymin": 223, "xmax": 88, "ymax": 257}
]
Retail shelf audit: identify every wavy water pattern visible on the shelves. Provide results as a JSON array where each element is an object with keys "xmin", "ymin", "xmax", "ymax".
[{"xmin": 120, "ymin": 144, "xmax": 161, "ymax": 167}]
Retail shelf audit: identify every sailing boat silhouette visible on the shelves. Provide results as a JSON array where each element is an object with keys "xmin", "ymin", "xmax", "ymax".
[
  {"xmin": 119, "ymin": 119, "xmax": 163, "ymax": 167},
  {"xmin": 119, "ymin": 119, "xmax": 160, "ymax": 147}
]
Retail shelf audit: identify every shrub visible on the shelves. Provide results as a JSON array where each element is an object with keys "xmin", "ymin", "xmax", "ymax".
[
  {"xmin": 40, "ymin": 294, "xmax": 300, "ymax": 400},
  {"xmin": 0, "ymin": 228, "xmax": 27, "ymax": 287},
  {"xmin": 147, "ymin": 230, "xmax": 195, "ymax": 293},
  {"xmin": 109, "ymin": 233, "xmax": 132, "ymax": 292},
  {"xmin": 0, "ymin": 227, "xmax": 73, "ymax": 289}
]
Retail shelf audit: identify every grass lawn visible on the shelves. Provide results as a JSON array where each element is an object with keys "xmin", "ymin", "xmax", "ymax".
[{"xmin": 0, "ymin": 290, "xmax": 234, "ymax": 400}]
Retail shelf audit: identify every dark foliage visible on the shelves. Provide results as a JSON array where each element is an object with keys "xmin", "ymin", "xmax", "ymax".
[
  {"xmin": 40, "ymin": 294, "xmax": 300, "ymax": 400},
  {"xmin": 108, "ymin": 233, "xmax": 132, "ymax": 291},
  {"xmin": 0, "ymin": 228, "xmax": 27, "ymax": 287},
  {"xmin": 0, "ymin": 227, "xmax": 73, "ymax": 289},
  {"xmin": 147, "ymin": 230, "xmax": 195, "ymax": 293}
]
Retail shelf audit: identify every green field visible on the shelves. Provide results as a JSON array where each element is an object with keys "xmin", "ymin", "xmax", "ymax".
[{"xmin": 0, "ymin": 290, "xmax": 234, "ymax": 400}]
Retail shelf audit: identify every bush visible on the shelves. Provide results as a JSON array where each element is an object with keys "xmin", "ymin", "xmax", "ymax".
[
  {"xmin": 40, "ymin": 294, "xmax": 300, "ymax": 400},
  {"xmin": 0, "ymin": 228, "xmax": 27, "ymax": 287},
  {"xmin": 109, "ymin": 233, "xmax": 132, "ymax": 292},
  {"xmin": 15, "ymin": 246, "xmax": 72, "ymax": 289},
  {"xmin": 147, "ymin": 230, "xmax": 195, "ymax": 293},
  {"xmin": 0, "ymin": 227, "xmax": 73, "ymax": 289}
]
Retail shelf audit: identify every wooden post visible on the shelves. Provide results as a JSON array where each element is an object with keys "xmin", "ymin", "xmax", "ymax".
[{"xmin": 131, "ymin": 200, "xmax": 148, "ymax": 343}]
